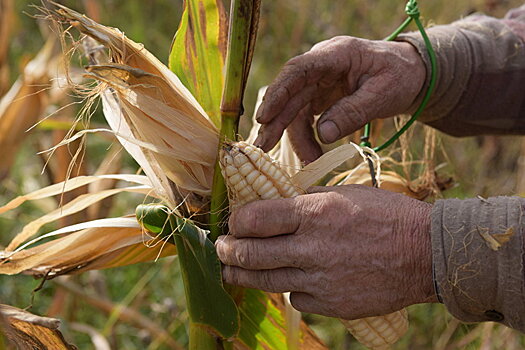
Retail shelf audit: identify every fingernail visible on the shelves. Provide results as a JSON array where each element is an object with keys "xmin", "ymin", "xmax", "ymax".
[
  {"xmin": 318, "ymin": 120, "xmax": 340, "ymax": 143},
  {"xmin": 253, "ymin": 135, "xmax": 264, "ymax": 149},
  {"xmin": 255, "ymin": 103, "xmax": 265, "ymax": 122}
]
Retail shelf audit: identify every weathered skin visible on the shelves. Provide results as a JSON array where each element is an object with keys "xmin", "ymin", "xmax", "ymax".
[
  {"xmin": 216, "ymin": 185, "xmax": 436, "ymax": 319},
  {"xmin": 253, "ymin": 37, "xmax": 426, "ymax": 164}
]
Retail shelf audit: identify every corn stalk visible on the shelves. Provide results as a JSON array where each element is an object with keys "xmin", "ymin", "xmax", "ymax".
[{"xmin": 209, "ymin": 0, "xmax": 261, "ymax": 241}]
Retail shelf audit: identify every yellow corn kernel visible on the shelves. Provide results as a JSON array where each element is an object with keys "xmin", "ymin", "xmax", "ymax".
[
  {"xmin": 219, "ymin": 141, "xmax": 300, "ymax": 206},
  {"xmin": 219, "ymin": 140, "xmax": 409, "ymax": 350}
]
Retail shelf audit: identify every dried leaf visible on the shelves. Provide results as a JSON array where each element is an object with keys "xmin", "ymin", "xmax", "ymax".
[
  {"xmin": 50, "ymin": 5, "xmax": 219, "ymax": 202},
  {"xmin": 0, "ymin": 218, "xmax": 176, "ymax": 276},
  {"xmin": 5, "ymin": 186, "xmax": 152, "ymax": 252},
  {"xmin": 328, "ymin": 166, "xmax": 424, "ymax": 199},
  {"xmin": 478, "ymin": 227, "xmax": 515, "ymax": 251},
  {"xmin": 291, "ymin": 143, "xmax": 362, "ymax": 190},
  {"xmin": 0, "ymin": 174, "xmax": 152, "ymax": 214},
  {"xmin": 0, "ymin": 304, "xmax": 76, "ymax": 349}
]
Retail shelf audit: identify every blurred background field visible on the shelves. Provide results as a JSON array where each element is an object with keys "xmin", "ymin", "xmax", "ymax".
[{"xmin": 1, "ymin": 0, "xmax": 525, "ymax": 349}]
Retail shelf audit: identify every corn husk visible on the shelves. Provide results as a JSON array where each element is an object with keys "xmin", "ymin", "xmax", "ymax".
[{"xmin": 52, "ymin": 5, "xmax": 219, "ymax": 207}]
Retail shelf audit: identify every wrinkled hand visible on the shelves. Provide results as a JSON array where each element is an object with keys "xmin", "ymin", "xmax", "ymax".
[
  {"xmin": 254, "ymin": 36, "xmax": 426, "ymax": 163},
  {"xmin": 216, "ymin": 185, "xmax": 437, "ymax": 320}
]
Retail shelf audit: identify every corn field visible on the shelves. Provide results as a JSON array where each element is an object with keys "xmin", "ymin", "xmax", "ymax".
[{"xmin": 1, "ymin": 0, "xmax": 525, "ymax": 349}]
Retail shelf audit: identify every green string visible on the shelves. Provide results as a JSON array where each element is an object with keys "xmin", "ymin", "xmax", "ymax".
[{"xmin": 359, "ymin": 0, "xmax": 437, "ymax": 152}]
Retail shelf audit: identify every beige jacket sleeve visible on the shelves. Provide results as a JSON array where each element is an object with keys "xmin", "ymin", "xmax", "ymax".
[{"xmin": 397, "ymin": 7, "xmax": 525, "ymax": 332}]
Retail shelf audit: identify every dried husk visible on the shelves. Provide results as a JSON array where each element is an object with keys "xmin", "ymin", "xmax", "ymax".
[
  {"xmin": 0, "ymin": 304, "xmax": 76, "ymax": 349},
  {"xmin": 50, "ymin": 5, "xmax": 219, "ymax": 207}
]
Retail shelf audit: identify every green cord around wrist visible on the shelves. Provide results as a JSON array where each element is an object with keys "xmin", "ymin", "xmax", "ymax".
[{"xmin": 360, "ymin": 0, "xmax": 437, "ymax": 152}]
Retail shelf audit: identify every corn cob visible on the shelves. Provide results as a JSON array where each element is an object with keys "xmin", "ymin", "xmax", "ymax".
[{"xmin": 219, "ymin": 140, "xmax": 409, "ymax": 350}]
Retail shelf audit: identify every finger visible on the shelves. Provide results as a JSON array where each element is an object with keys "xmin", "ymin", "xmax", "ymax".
[
  {"xmin": 287, "ymin": 105, "xmax": 322, "ymax": 164},
  {"xmin": 254, "ymin": 84, "xmax": 318, "ymax": 151},
  {"xmin": 216, "ymin": 234, "xmax": 306, "ymax": 270},
  {"xmin": 317, "ymin": 79, "xmax": 389, "ymax": 143},
  {"xmin": 311, "ymin": 83, "xmax": 346, "ymax": 115},
  {"xmin": 307, "ymin": 185, "xmax": 336, "ymax": 194},
  {"xmin": 255, "ymin": 59, "xmax": 307, "ymax": 124},
  {"xmin": 289, "ymin": 292, "xmax": 321, "ymax": 314},
  {"xmin": 222, "ymin": 266, "xmax": 307, "ymax": 293},
  {"xmin": 256, "ymin": 52, "xmax": 341, "ymax": 124},
  {"xmin": 228, "ymin": 198, "xmax": 301, "ymax": 238}
]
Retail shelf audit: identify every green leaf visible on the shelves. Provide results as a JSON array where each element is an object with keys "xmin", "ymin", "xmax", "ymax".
[
  {"xmin": 237, "ymin": 289, "xmax": 287, "ymax": 350},
  {"xmin": 169, "ymin": 0, "xmax": 228, "ymax": 127},
  {"xmin": 136, "ymin": 204, "xmax": 239, "ymax": 339},
  {"xmin": 236, "ymin": 289, "xmax": 327, "ymax": 350}
]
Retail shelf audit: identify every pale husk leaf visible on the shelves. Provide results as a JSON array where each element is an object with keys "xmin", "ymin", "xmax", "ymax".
[
  {"xmin": 5, "ymin": 186, "xmax": 153, "ymax": 252},
  {"xmin": 291, "ymin": 143, "xmax": 363, "ymax": 190},
  {"xmin": 52, "ymin": 5, "xmax": 219, "ymax": 202},
  {"xmin": 0, "ymin": 174, "xmax": 152, "ymax": 214},
  {"xmin": 0, "ymin": 219, "xmax": 175, "ymax": 276}
]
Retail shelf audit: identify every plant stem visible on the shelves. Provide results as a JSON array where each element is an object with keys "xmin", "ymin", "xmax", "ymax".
[
  {"xmin": 209, "ymin": 114, "xmax": 238, "ymax": 242},
  {"xmin": 208, "ymin": 1, "xmax": 261, "ymax": 349},
  {"xmin": 209, "ymin": 0, "xmax": 260, "ymax": 241}
]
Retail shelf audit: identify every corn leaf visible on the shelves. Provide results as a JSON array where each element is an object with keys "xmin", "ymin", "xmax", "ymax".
[
  {"xmin": 5, "ymin": 186, "xmax": 152, "ymax": 252},
  {"xmin": 0, "ymin": 217, "xmax": 176, "ymax": 276},
  {"xmin": 169, "ymin": 0, "xmax": 228, "ymax": 127},
  {"xmin": 136, "ymin": 204, "xmax": 239, "ymax": 339},
  {"xmin": 0, "ymin": 174, "xmax": 152, "ymax": 214},
  {"xmin": 0, "ymin": 304, "xmax": 76, "ymax": 349},
  {"xmin": 236, "ymin": 290, "xmax": 326, "ymax": 350}
]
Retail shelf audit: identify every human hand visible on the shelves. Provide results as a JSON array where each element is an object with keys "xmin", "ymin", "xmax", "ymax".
[
  {"xmin": 216, "ymin": 185, "xmax": 437, "ymax": 319},
  {"xmin": 254, "ymin": 36, "xmax": 426, "ymax": 163}
]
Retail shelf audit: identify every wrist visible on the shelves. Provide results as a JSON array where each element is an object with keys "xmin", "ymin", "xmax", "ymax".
[
  {"xmin": 403, "ymin": 200, "xmax": 438, "ymax": 305},
  {"xmin": 396, "ymin": 41, "xmax": 427, "ymax": 112}
]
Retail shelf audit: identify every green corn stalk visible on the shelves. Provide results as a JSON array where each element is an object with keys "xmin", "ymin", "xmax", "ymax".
[{"xmin": 209, "ymin": 0, "xmax": 261, "ymax": 241}]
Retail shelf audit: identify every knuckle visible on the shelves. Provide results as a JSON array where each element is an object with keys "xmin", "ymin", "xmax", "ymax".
[
  {"xmin": 243, "ymin": 206, "xmax": 263, "ymax": 234},
  {"xmin": 222, "ymin": 266, "xmax": 236, "ymax": 284},
  {"xmin": 230, "ymin": 204, "xmax": 262, "ymax": 236},
  {"xmin": 340, "ymin": 99, "xmax": 366, "ymax": 123},
  {"xmin": 260, "ymin": 271, "xmax": 277, "ymax": 291},
  {"xmin": 235, "ymin": 241, "xmax": 254, "ymax": 268}
]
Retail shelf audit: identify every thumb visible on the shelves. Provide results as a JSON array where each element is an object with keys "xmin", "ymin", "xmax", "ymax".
[{"xmin": 317, "ymin": 86, "xmax": 384, "ymax": 144}]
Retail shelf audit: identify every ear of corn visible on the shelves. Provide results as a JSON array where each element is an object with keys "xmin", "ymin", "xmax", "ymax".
[
  {"xmin": 219, "ymin": 140, "xmax": 409, "ymax": 350},
  {"xmin": 340, "ymin": 309, "xmax": 409, "ymax": 350}
]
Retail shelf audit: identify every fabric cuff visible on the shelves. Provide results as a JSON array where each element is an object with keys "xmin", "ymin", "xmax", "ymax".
[{"xmin": 431, "ymin": 197, "xmax": 525, "ymax": 332}]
